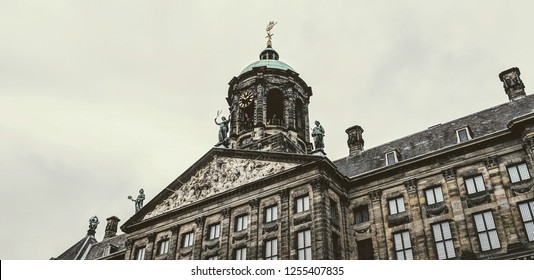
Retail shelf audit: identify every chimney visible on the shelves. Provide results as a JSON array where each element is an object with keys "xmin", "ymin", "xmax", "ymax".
[
  {"xmin": 499, "ymin": 67, "xmax": 526, "ymax": 101},
  {"xmin": 346, "ymin": 125, "xmax": 364, "ymax": 156},
  {"xmin": 104, "ymin": 216, "xmax": 120, "ymax": 239}
]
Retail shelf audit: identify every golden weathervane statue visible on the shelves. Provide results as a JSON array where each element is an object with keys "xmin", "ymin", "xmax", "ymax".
[{"xmin": 266, "ymin": 21, "xmax": 277, "ymax": 47}]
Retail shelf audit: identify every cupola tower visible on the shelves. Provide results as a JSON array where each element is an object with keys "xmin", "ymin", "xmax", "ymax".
[{"xmin": 225, "ymin": 22, "xmax": 313, "ymax": 153}]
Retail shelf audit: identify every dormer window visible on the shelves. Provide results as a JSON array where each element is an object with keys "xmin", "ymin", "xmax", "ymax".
[
  {"xmin": 456, "ymin": 127, "xmax": 472, "ymax": 143},
  {"xmin": 385, "ymin": 151, "xmax": 399, "ymax": 165}
]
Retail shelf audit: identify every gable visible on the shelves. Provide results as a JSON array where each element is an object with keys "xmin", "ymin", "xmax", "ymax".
[{"xmin": 143, "ymin": 155, "xmax": 298, "ymax": 220}]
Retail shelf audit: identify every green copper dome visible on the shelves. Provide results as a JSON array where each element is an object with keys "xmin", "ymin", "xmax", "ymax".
[{"xmin": 239, "ymin": 46, "xmax": 295, "ymax": 75}]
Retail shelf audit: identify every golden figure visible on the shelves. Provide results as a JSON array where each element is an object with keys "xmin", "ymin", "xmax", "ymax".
[{"xmin": 266, "ymin": 21, "xmax": 277, "ymax": 47}]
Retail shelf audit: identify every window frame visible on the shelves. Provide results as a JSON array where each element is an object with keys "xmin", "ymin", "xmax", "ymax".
[
  {"xmin": 135, "ymin": 246, "xmax": 146, "ymax": 260},
  {"xmin": 235, "ymin": 247, "xmax": 247, "ymax": 260},
  {"xmin": 157, "ymin": 239, "xmax": 170, "ymax": 255},
  {"xmin": 431, "ymin": 221, "xmax": 456, "ymax": 259},
  {"xmin": 518, "ymin": 200, "xmax": 534, "ymax": 242},
  {"xmin": 393, "ymin": 231, "xmax": 413, "ymax": 260},
  {"xmin": 464, "ymin": 175, "xmax": 487, "ymax": 195},
  {"xmin": 330, "ymin": 199, "xmax": 339, "ymax": 221},
  {"xmin": 473, "ymin": 211, "xmax": 501, "ymax": 251},
  {"xmin": 208, "ymin": 223, "xmax": 221, "ymax": 240},
  {"xmin": 385, "ymin": 151, "xmax": 398, "ymax": 165},
  {"xmin": 295, "ymin": 195, "xmax": 310, "ymax": 213},
  {"xmin": 265, "ymin": 205, "xmax": 278, "ymax": 223},
  {"xmin": 182, "ymin": 232, "xmax": 195, "ymax": 248},
  {"xmin": 264, "ymin": 238, "xmax": 278, "ymax": 260},
  {"xmin": 354, "ymin": 205, "xmax": 370, "ymax": 224},
  {"xmin": 425, "ymin": 186, "xmax": 444, "ymax": 205},
  {"xmin": 507, "ymin": 163, "xmax": 532, "ymax": 184},
  {"xmin": 456, "ymin": 127, "xmax": 472, "ymax": 143},
  {"xmin": 297, "ymin": 229, "xmax": 312, "ymax": 260},
  {"xmin": 235, "ymin": 214, "xmax": 249, "ymax": 232},
  {"xmin": 388, "ymin": 196, "xmax": 406, "ymax": 215}
]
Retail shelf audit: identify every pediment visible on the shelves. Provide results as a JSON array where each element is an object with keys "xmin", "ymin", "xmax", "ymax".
[{"xmin": 143, "ymin": 155, "xmax": 298, "ymax": 220}]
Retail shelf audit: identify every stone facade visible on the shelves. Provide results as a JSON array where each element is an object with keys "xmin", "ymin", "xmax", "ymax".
[{"xmin": 54, "ymin": 40, "xmax": 534, "ymax": 260}]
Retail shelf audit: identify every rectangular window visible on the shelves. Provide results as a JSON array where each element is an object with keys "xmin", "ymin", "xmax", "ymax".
[
  {"xmin": 208, "ymin": 224, "xmax": 221, "ymax": 240},
  {"xmin": 432, "ymin": 222, "xmax": 456, "ymax": 259},
  {"xmin": 235, "ymin": 247, "xmax": 247, "ymax": 260},
  {"xmin": 518, "ymin": 201, "xmax": 534, "ymax": 242},
  {"xmin": 393, "ymin": 231, "xmax": 413, "ymax": 260},
  {"xmin": 508, "ymin": 163, "xmax": 531, "ymax": 183},
  {"xmin": 456, "ymin": 127, "xmax": 471, "ymax": 143},
  {"xmin": 330, "ymin": 199, "xmax": 339, "ymax": 220},
  {"xmin": 264, "ymin": 239, "xmax": 278, "ymax": 260},
  {"xmin": 357, "ymin": 239, "xmax": 374, "ymax": 260},
  {"xmin": 297, "ymin": 229, "xmax": 312, "ymax": 260},
  {"xmin": 182, "ymin": 232, "xmax": 195, "ymax": 248},
  {"xmin": 386, "ymin": 151, "xmax": 398, "ymax": 165},
  {"xmin": 425, "ymin": 186, "xmax": 444, "ymax": 205},
  {"xmin": 332, "ymin": 232, "xmax": 342, "ymax": 259},
  {"xmin": 265, "ymin": 205, "xmax": 278, "ymax": 223},
  {"xmin": 235, "ymin": 215, "xmax": 248, "ymax": 231},
  {"xmin": 295, "ymin": 195, "xmax": 310, "ymax": 213},
  {"xmin": 135, "ymin": 247, "xmax": 146, "ymax": 260},
  {"xmin": 464, "ymin": 175, "xmax": 486, "ymax": 195},
  {"xmin": 157, "ymin": 239, "xmax": 169, "ymax": 255},
  {"xmin": 388, "ymin": 197, "xmax": 405, "ymax": 215},
  {"xmin": 474, "ymin": 211, "xmax": 500, "ymax": 251},
  {"xmin": 354, "ymin": 205, "xmax": 370, "ymax": 224}
]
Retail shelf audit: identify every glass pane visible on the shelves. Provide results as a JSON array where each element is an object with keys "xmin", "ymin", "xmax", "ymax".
[
  {"xmin": 432, "ymin": 224, "xmax": 443, "ymax": 241},
  {"xmin": 474, "ymin": 213, "xmax": 486, "ymax": 232},
  {"xmin": 298, "ymin": 232, "xmax": 304, "ymax": 249},
  {"xmin": 484, "ymin": 212, "xmax": 496, "ymax": 229},
  {"xmin": 387, "ymin": 153, "xmax": 396, "ymax": 164},
  {"xmin": 465, "ymin": 178, "xmax": 476, "ymax": 194},
  {"xmin": 272, "ymin": 239, "xmax": 278, "ymax": 255},
  {"xmin": 442, "ymin": 222, "xmax": 452, "ymax": 239},
  {"xmin": 488, "ymin": 230, "xmax": 500, "ymax": 249},
  {"xmin": 508, "ymin": 167, "xmax": 520, "ymax": 183},
  {"xmin": 405, "ymin": 249, "xmax": 413, "ymax": 260},
  {"xmin": 519, "ymin": 203, "xmax": 533, "ymax": 221},
  {"xmin": 273, "ymin": 206, "xmax": 278, "ymax": 220},
  {"xmin": 304, "ymin": 196, "xmax": 310, "ymax": 211},
  {"xmin": 478, "ymin": 233, "xmax": 490, "ymax": 251},
  {"xmin": 524, "ymin": 222, "xmax": 534, "ymax": 241},
  {"xmin": 435, "ymin": 187, "xmax": 444, "ymax": 203},
  {"xmin": 389, "ymin": 200, "xmax": 397, "ymax": 214},
  {"xmin": 436, "ymin": 242, "xmax": 446, "ymax": 260},
  {"xmin": 298, "ymin": 250, "xmax": 304, "ymax": 260},
  {"xmin": 297, "ymin": 199, "xmax": 303, "ymax": 213},
  {"xmin": 396, "ymin": 251, "xmax": 405, "ymax": 260},
  {"xmin": 305, "ymin": 230, "xmax": 311, "ymax": 247},
  {"xmin": 458, "ymin": 129, "xmax": 468, "ymax": 142},
  {"xmin": 518, "ymin": 164, "xmax": 531, "ymax": 180},
  {"xmin": 305, "ymin": 248, "xmax": 312, "ymax": 260},
  {"xmin": 426, "ymin": 189, "xmax": 435, "ymax": 205},
  {"xmin": 265, "ymin": 241, "xmax": 271, "ymax": 257},
  {"xmin": 445, "ymin": 240, "xmax": 455, "ymax": 258},
  {"xmin": 475, "ymin": 176, "xmax": 486, "ymax": 192},
  {"xmin": 402, "ymin": 232, "xmax": 411, "ymax": 248},
  {"xmin": 394, "ymin": 234, "xmax": 403, "ymax": 250},
  {"xmin": 266, "ymin": 209, "xmax": 272, "ymax": 222},
  {"xmin": 397, "ymin": 198, "xmax": 405, "ymax": 212}
]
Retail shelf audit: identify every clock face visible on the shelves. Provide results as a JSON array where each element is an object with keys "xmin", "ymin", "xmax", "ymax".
[{"xmin": 239, "ymin": 90, "xmax": 254, "ymax": 108}]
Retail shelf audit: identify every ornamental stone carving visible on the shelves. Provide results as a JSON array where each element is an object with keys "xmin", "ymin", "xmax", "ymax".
[
  {"xmin": 404, "ymin": 179, "xmax": 418, "ymax": 193},
  {"xmin": 144, "ymin": 156, "xmax": 296, "ymax": 220},
  {"xmin": 368, "ymin": 189, "xmax": 382, "ymax": 202},
  {"xmin": 443, "ymin": 168, "xmax": 456, "ymax": 181}
]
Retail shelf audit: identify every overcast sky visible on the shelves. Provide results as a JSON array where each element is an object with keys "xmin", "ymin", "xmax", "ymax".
[{"xmin": 1, "ymin": 0, "xmax": 534, "ymax": 259}]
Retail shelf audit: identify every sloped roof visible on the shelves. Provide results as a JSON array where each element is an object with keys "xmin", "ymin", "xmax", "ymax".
[
  {"xmin": 53, "ymin": 235, "xmax": 98, "ymax": 260},
  {"xmin": 83, "ymin": 233, "xmax": 127, "ymax": 260},
  {"xmin": 334, "ymin": 94, "xmax": 534, "ymax": 178}
]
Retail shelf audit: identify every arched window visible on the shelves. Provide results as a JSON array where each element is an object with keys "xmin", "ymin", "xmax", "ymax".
[
  {"xmin": 267, "ymin": 90, "xmax": 284, "ymax": 126},
  {"xmin": 241, "ymin": 103, "xmax": 254, "ymax": 131}
]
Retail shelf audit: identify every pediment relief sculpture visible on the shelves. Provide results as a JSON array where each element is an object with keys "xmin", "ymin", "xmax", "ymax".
[{"xmin": 144, "ymin": 156, "xmax": 297, "ymax": 220}]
